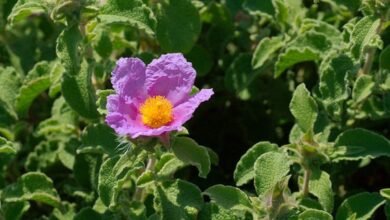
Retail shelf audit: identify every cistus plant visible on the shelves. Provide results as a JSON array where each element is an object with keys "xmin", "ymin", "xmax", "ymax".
[{"xmin": 1, "ymin": 0, "xmax": 390, "ymax": 219}]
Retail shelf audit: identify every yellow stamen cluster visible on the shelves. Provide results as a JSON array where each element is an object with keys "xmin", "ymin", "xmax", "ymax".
[{"xmin": 140, "ymin": 96, "xmax": 173, "ymax": 128}]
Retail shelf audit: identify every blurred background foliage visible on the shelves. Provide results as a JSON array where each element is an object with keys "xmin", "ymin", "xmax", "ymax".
[{"xmin": 0, "ymin": 0, "xmax": 390, "ymax": 219}]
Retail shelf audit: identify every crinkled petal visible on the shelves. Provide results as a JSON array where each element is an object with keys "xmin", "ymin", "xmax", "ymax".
[
  {"xmin": 111, "ymin": 58, "xmax": 146, "ymax": 101},
  {"xmin": 145, "ymin": 53, "xmax": 196, "ymax": 106},
  {"xmin": 106, "ymin": 94, "xmax": 144, "ymax": 136},
  {"xmin": 172, "ymin": 89, "xmax": 214, "ymax": 125}
]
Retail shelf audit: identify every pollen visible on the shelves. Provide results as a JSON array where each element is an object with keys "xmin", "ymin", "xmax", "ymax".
[{"xmin": 140, "ymin": 96, "xmax": 173, "ymax": 128}]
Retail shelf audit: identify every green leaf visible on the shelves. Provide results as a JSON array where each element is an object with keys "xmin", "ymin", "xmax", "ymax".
[
  {"xmin": 289, "ymin": 83, "xmax": 318, "ymax": 134},
  {"xmin": 48, "ymin": 61, "xmax": 65, "ymax": 98},
  {"xmin": 58, "ymin": 138, "xmax": 78, "ymax": 170},
  {"xmin": 254, "ymin": 151, "xmax": 290, "ymax": 195},
  {"xmin": 2, "ymin": 201, "xmax": 30, "ymax": 220},
  {"xmin": 234, "ymin": 141, "xmax": 278, "ymax": 186},
  {"xmin": 300, "ymin": 19, "xmax": 342, "ymax": 45},
  {"xmin": 74, "ymin": 208, "xmax": 102, "ymax": 220},
  {"xmin": 352, "ymin": 75, "xmax": 374, "ymax": 104},
  {"xmin": 225, "ymin": 53, "xmax": 259, "ymax": 99},
  {"xmin": 350, "ymin": 16, "xmax": 381, "ymax": 60},
  {"xmin": 35, "ymin": 97, "xmax": 77, "ymax": 138},
  {"xmin": 275, "ymin": 47, "xmax": 319, "ymax": 78},
  {"xmin": 309, "ymin": 170, "xmax": 334, "ymax": 212},
  {"xmin": 243, "ymin": 0, "xmax": 274, "ymax": 17},
  {"xmin": 74, "ymin": 153, "xmax": 103, "ymax": 190},
  {"xmin": 385, "ymin": 202, "xmax": 390, "ymax": 220},
  {"xmin": 93, "ymin": 27, "xmax": 113, "ymax": 59},
  {"xmin": 80, "ymin": 124, "xmax": 119, "ymax": 156},
  {"xmin": 319, "ymin": 54, "xmax": 355, "ymax": 104},
  {"xmin": 275, "ymin": 31, "xmax": 332, "ymax": 77},
  {"xmin": 0, "ymin": 67, "xmax": 21, "ymax": 123},
  {"xmin": 252, "ymin": 36, "xmax": 284, "ymax": 69},
  {"xmin": 0, "ymin": 137, "xmax": 16, "ymax": 155},
  {"xmin": 380, "ymin": 45, "xmax": 390, "ymax": 71},
  {"xmin": 204, "ymin": 184, "xmax": 252, "ymax": 211},
  {"xmin": 186, "ymin": 45, "xmax": 213, "ymax": 77},
  {"xmin": 333, "ymin": 128, "xmax": 390, "ymax": 161},
  {"xmin": 98, "ymin": 153, "xmax": 143, "ymax": 208},
  {"xmin": 380, "ymin": 188, "xmax": 390, "ymax": 200},
  {"xmin": 96, "ymin": 89, "xmax": 114, "ymax": 115},
  {"xmin": 199, "ymin": 203, "xmax": 243, "ymax": 220},
  {"xmin": 56, "ymin": 25, "xmax": 82, "ymax": 75},
  {"xmin": 62, "ymin": 60, "xmax": 100, "ymax": 119},
  {"xmin": 98, "ymin": 156, "xmax": 121, "ymax": 208},
  {"xmin": 154, "ymin": 179, "xmax": 203, "ymax": 220},
  {"xmin": 171, "ymin": 137, "xmax": 211, "ymax": 178},
  {"xmin": 336, "ymin": 192, "xmax": 385, "ymax": 220},
  {"xmin": 99, "ymin": 0, "xmax": 157, "ymax": 36},
  {"xmin": 155, "ymin": 153, "xmax": 186, "ymax": 177},
  {"xmin": 4, "ymin": 172, "xmax": 61, "ymax": 208},
  {"xmin": 204, "ymin": 146, "xmax": 219, "ymax": 166},
  {"xmin": 156, "ymin": 0, "xmax": 201, "ymax": 53},
  {"xmin": 7, "ymin": 0, "xmax": 50, "ymax": 26},
  {"xmin": 298, "ymin": 209, "xmax": 332, "ymax": 220},
  {"xmin": 15, "ymin": 61, "xmax": 51, "ymax": 117},
  {"xmin": 136, "ymin": 170, "xmax": 154, "ymax": 187}
]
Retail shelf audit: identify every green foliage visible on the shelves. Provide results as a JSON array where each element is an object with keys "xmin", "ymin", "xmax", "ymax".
[
  {"xmin": 290, "ymin": 84, "xmax": 318, "ymax": 134},
  {"xmin": 0, "ymin": 67, "xmax": 21, "ymax": 123},
  {"xmin": 1, "ymin": 0, "xmax": 390, "ymax": 219},
  {"xmin": 350, "ymin": 16, "xmax": 381, "ymax": 60},
  {"xmin": 254, "ymin": 151, "xmax": 290, "ymax": 195},
  {"xmin": 172, "ymin": 137, "xmax": 211, "ymax": 178},
  {"xmin": 156, "ymin": 0, "xmax": 201, "ymax": 53},
  {"xmin": 0, "ymin": 137, "xmax": 16, "ymax": 155},
  {"xmin": 154, "ymin": 179, "xmax": 203, "ymax": 219},
  {"xmin": 308, "ymin": 170, "xmax": 334, "ymax": 212},
  {"xmin": 333, "ymin": 128, "xmax": 390, "ymax": 161},
  {"xmin": 204, "ymin": 184, "xmax": 252, "ymax": 211},
  {"xmin": 252, "ymin": 36, "xmax": 284, "ymax": 70},
  {"xmin": 234, "ymin": 141, "xmax": 278, "ymax": 186},
  {"xmin": 98, "ymin": 0, "xmax": 157, "ymax": 36},
  {"xmin": 3, "ymin": 172, "xmax": 61, "ymax": 209},
  {"xmin": 15, "ymin": 61, "xmax": 51, "ymax": 117},
  {"xmin": 336, "ymin": 192, "xmax": 385, "ymax": 220},
  {"xmin": 61, "ymin": 60, "xmax": 100, "ymax": 119},
  {"xmin": 298, "ymin": 209, "xmax": 332, "ymax": 220}
]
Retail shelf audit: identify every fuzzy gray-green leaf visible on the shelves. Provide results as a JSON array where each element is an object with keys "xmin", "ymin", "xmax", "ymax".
[
  {"xmin": 234, "ymin": 141, "xmax": 278, "ymax": 186},
  {"xmin": 254, "ymin": 151, "xmax": 290, "ymax": 195},
  {"xmin": 204, "ymin": 184, "xmax": 252, "ymax": 211},
  {"xmin": 309, "ymin": 170, "xmax": 334, "ymax": 212},
  {"xmin": 333, "ymin": 128, "xmax": 390, "ymax": 161},
  {"xmin": 252, "ymin": 36, "xmax": 284, "ymax": 69},
  {"xmin": 172, "ymin": 137, "xmax": 211, "ymax": 178},
  {"xmin": 155, "ymin": 180, "xmax": 203, "ymax": 220},
  {"xmin": 336, "ymin": 192, "xmax": 385, "ymax": 220},
  {"xmin": 290, "ymin": 84, "xmax": 318, "ymax": 134},
  {"xmin": 99, "ymin": 0, "xmax": 157, "ymax": 36}
]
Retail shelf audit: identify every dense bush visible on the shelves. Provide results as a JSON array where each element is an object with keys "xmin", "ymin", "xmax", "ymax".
[{"xmin": 1, "ymin": 0, "xmax": 390, "ymax": 219}]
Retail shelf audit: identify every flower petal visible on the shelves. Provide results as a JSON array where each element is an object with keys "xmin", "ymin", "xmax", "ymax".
[
  {"xmin": 111, "ymin": 57, "xmax": 146, "ymax": 100},
  {"xmin": 145, "ymin": 53, "xmax": 196, "ymax": 106},
  {"xmin": 106, "ymin": 94, "xmax": 144, "ymax": 135},
  {"xmin": 173, "ymin": 89, "xmax": 214, "ymax": 124}
]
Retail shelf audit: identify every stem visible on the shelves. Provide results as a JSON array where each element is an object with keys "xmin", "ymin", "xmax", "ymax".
[
  {"xmin": 302, "ymin": 169, "xmax": 311, "ymax": 196},
  {"xmin": 133, "ymin": 156, "xmax": 156, "ymax": 201},
  {"xmin": 358, "ymin": 18, "xmax": 384, "ymax": 76}
]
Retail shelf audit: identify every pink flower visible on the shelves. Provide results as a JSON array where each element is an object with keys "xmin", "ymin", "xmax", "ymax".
[{"xmin": 105, "ymin": 53, "xmax": 213, "ymax": 140}]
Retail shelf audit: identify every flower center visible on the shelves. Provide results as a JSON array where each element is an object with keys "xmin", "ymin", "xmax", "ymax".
[{"xmin": 140, "ymin": 96, "xmax": 173, "ymax": 128}]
